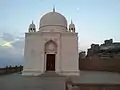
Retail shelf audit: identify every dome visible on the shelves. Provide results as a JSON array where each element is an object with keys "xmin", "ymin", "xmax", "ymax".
[
  {"xmin": 39, "ymin": 11, "xmax": 67, "ymax": 29},
  {"xmin": 69, "ymin": 20, "xmax": 75, "ymax": 28},
  {"xmin": 28, "ymin": 21, "xmax": 36, "ymax": 32},
  {"xmin": 29, "ymin": 21, "xmax": 36, "ymax": 29},
  {"xmin": 69, "ymin": 23, "xmax": 75, "ymax": 28},
  {"xmin": 69, "ymin": 20, "xmax": 75, "ymax": 32}
]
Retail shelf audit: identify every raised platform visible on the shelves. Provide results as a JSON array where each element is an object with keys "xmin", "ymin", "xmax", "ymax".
[
  {"xmin": 1, "ymin": 71, "xmax": 120, "ymax": 90},
  {"xmin": 1, "ymin": 73, "xmax": 66, "ymax": 90}
]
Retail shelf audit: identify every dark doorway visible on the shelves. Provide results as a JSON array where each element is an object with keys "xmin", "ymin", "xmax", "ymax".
[{"xmin": 46, "ymin": 54, "xmax": 55, "ymax": 71}]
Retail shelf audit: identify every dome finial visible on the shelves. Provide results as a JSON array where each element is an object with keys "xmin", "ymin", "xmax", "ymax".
[
  {"xmin": 53, "ymin": 5, "xmax": 55, "ymax": 12},
  {"xmin": 71, "ymin": 19, "xmax": 73, "ymax": 24},
  {"xmin": 32, "ymin": 20, "xmax": 33, "ymax": 24}
]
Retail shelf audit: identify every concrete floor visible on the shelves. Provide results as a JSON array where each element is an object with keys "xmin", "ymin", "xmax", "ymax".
[
  {"xmin": 0, "ymin": 72, "xmax": 67, "ymax": 90},
  {"xmin": 1, "ymin": 71, "xmax": 120, "ymax": 90}
]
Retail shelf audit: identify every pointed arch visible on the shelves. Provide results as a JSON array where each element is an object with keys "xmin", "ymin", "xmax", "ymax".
[{"xmin": 45, "ymin": 40, "xmax": 57, "ymax": 54}]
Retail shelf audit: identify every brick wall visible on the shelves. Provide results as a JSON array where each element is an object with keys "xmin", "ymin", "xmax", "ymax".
[{"xmin": 79, "ymin": 55, "xmax": 120, "ymax": 72}]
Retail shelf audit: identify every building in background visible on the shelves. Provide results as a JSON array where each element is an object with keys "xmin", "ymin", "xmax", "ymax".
[{"xmin": 87, "ymin": 39, "xmax": 120, "ymax": 58}]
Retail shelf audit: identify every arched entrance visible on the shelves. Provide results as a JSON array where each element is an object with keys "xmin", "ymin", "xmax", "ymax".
[
  {"xmin": 45, "ymin": 40, "xmax": 57, "ymax": 71},
  {"xmin": 46, "ymin": 54, "xmax": 55, "ymax": 71}
]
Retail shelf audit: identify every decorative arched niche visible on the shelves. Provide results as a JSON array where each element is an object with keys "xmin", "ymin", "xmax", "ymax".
[{"xmin": 45, "ymin": 40, "xmax": 57, "ymax": 54}]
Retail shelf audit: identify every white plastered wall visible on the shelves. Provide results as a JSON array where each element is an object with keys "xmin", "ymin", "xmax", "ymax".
[
  {"xmin": 22, "ymin": 33, "xmax": 45, "ymax": 76},
  {"xmin": 41, "ymin": 32, "xmax": 61, "ymax": 73},
  {"xmin": 22, "ymin": 31, "xmax": 80, "ymax": 76},
  {"xmin": 59, "ymin": 32, "xmax": 80, "ymax": 76}
]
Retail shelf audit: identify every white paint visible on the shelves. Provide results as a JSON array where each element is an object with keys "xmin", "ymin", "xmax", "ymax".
[{"xmin": 22, "ymin": 10, "xmax": 80, "ymax": 76}]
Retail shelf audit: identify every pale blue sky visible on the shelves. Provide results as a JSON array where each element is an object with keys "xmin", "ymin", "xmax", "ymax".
[{"xmin": 0, "ymin": 0, "xmax": 120, "ymax": 50}]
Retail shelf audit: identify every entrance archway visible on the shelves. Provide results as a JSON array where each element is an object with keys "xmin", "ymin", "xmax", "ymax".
[
  {"xmin": 45, "ymin": 40, "xmax": 57, "ymax": 71},
  {"xmin": 46, "ymin": 54, "xmax": 55, "ymax": 71}
]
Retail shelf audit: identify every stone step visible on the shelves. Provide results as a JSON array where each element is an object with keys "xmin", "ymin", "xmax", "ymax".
[{"xmin": 40, "ymin": 71, "xmax": 65, "ymax": 77}]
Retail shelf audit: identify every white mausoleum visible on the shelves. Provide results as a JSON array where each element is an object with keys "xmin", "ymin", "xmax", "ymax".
[{"xmin": 22, "ymin": 9, "xmax": 80, "ymax": 76}]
